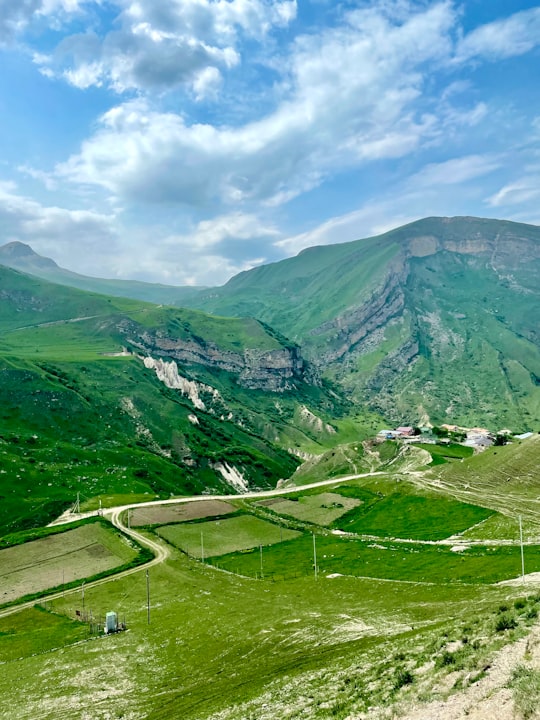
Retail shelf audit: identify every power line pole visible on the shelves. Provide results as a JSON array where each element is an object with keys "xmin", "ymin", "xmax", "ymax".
[
  {"xmin": 519, "ymin": 515, "xmax": 525, "ymax": 581},
  {"xmin": 146, "ymin": 569, "xmax": 150, "ymax": 625},
  {"xmin": 260, "ymin": 544, "xmax": 264, "ymax": 579},
  {"xmin": 313, "ymin": 533, "xmax": 318, "ymax": 580}
]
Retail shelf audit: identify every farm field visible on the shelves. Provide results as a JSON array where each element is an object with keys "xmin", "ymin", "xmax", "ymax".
[
  {"xmin": 256, "ymin": 492, "xmax": 361, "ymax": 525},
  {"xmin": 211, "ymin": 533, "xmax": 540, "ymax": 584},
  {"xmin": 0, "ymin": 537, "xmax": 536, "ymax": 720},
  {"xmin": 0, "ymin": 521, "xmax": 139, "ymax": 605},
  {"xmin": 156, "ymin": 514, "xmax": 301, "ymax": 558},
  {"xmin": 334, "ymin": 486, "xmax": 494, "ymax": 540},
  {"xmin": 0, "ymin": 438, "xmax": 539, "ymax": 720},
  {"xmin": 128, "ymin": 499, "xmax": 238, "ymax": 527}
]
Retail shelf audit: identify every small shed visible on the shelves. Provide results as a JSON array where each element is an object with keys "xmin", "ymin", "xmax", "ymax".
[{"xmin": 105, "ymin": 611, "xmax": 118, "ymax": 634}]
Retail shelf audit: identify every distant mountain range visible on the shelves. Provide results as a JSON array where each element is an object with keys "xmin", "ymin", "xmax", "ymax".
[
  {"xmin": 0, "ymin": 240, "xmax": 203, "ymax": 305},
  {"xmin": 2, "ymin": 215, "xmax": 540, "ymax": 430}
]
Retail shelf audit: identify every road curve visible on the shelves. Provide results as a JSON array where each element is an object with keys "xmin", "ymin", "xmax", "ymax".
[
  {"xmin": 0, "ymin": 507, "xmax": 171, "ymax": 620},
  {"xmin": 0, "ymin": 471, "xmax": 381, "ymax": 620}
]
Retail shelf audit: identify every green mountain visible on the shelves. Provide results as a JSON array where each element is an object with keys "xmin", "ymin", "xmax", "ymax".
[
  {"xmin": 189, "ymin": 216, "xmax": 540, "ymax": 430},
  {"xmin": 0, "ymin": 266, "xmax": 350, "ymax": 534},
  {"xmin": 0, "ymin": 241, "xmax": 203, "ymax": 305}
]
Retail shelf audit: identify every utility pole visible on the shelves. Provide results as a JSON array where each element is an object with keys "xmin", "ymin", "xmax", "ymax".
[
  {"xmin": 146, "ymin": 569, "xmax": 150, "ymax": 625},
  {"xmin": 201, "ymin": 531, "xmax": 205, "ymax": 563},
  {"xmin": 99, "ymin": 499, "xmax": 102, "ymax": 516},
  {"xmin": 519, "ymin": 515, "xmax": 525, "ymax": 581},
  {"xmin": 313, "ymin": 533, "xmax": 318, "ymax": 580},
  {"xmin": 260, "ymin": 544, "xmax": 264, "ymax": 579}
]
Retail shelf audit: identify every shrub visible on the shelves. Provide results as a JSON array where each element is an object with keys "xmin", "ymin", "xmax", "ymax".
[
  {"xmin": 394, "ymin": 669, "xmax": 414, "ymax": 690},
  {"xmin": 514, "ymin": 598, "xmax": 527, "ymax": 610},
  {"xmin": 495, "ymin": 614, "xmax": 517, "ymax": 632}
]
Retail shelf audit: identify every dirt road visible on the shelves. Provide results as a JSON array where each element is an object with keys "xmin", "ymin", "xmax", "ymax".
[{"xmin": 1, "ymin": 471, "xmax": 382, "ymax": 619}]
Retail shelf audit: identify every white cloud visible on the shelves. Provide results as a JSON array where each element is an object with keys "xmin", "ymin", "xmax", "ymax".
[
  {"xmin": 163, "ymin": 212, "xmax": 279, "ymax": 249},
  {"xmin": 38, "ymin": 0, "xmax": 296, "ymax": 94},
  {"xmin": 58, "ymin": 3, "xmax": 469, "ymax": 209},
  {"xmin": 455, "ymin": 7, "xmax": 540, "ymax": 63},
  {"xmin": 0, "ymin": 0, "xmax": 83, "ymax": 42},
  {"xmin": 0, "ymin": 182, "xmax": 119, "ymax": 264},
  {"xmin": 408, "ymin": 154, "xmax": 500, "ymax": 187},
  {"xmin": 487, "ymin": 179, "xmax": 540, "ymax": 208}
]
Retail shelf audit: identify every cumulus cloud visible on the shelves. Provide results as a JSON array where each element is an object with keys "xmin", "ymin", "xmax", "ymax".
[
  {"xmin": 57, "ymin": 3, "xmax": 469, "ymax": 209},
  {"xmin": 36, "ymin": 0, "xmax": 296, "ymax": 94},
  {"xmin": 0, "ymin": 0, "xmax": 83, "ymax": 43}
]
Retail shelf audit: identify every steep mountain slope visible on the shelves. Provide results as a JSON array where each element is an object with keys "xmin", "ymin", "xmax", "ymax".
[
  {"xmin": 0, "ymin": 266, "xmax": 350, "ymax": 534},
  {"xmin": 0, "ymin": 241, "xmax": 203, "ymax": 305},
  {"xmin": 191, "ymin": 217, "xmax": 540, "ymax": 429}
]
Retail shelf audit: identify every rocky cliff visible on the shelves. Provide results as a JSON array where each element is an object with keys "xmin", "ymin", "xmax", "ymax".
[{"xmin": 115, "ymin": 318, "xmax": 309, "ymax": 392}]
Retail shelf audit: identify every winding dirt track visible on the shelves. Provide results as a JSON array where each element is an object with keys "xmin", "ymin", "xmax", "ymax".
[{"xmin": 0, "ymin": 471, "xmax": 382, "ymax": 620}]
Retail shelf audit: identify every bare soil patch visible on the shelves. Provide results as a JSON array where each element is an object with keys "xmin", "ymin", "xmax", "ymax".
[{"xmin": 129, "ymin": 499, "xmax": 237, "ymax": 526}]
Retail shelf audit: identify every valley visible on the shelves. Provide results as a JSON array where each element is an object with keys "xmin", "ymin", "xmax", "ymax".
[{"xmin": 1, "ymin": 216, "xmax": 540, "ymax": 719}]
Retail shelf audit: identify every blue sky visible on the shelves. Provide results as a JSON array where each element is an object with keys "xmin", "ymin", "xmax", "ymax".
[{"xmin": 0, "ymin": 0, "xmax": 539, "ymax": 285}]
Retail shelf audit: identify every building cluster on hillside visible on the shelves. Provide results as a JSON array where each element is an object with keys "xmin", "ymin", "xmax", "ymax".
[{"xmin": 376, "ymin": 423, "xmax": 533, "ymax": 452}]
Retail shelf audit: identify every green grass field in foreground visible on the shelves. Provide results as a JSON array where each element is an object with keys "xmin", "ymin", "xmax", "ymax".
[
  {"xmin": 211, "ymin": 533, "xmax": 540, "ymax": 584},
  {"xmin": 334, "ymin": 488, "xmax": 494, "ymax": 540},
  {"xmin": 156, "ymin": 514, "xmax": 301, "ymax": 558}
]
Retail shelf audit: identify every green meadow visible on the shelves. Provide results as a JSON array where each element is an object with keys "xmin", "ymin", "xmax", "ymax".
[
  {"xmin": 211, "ymin": 533, "xmax": 537, "ymax": 584},
  {"xmin": 156, "ymin": 514, "xmax": 301, "ymax": 558}
]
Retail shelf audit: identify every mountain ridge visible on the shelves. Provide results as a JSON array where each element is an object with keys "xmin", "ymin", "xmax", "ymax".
[{"xmin": 2, "ymin": 215, "xmax": 539, "ymax": 429}]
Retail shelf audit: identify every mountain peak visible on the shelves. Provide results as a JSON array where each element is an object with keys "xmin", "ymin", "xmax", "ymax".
[
  {"xmin": 0, "ymin": 241, "xmax": 39, "ymax": 258},
  {"xmin": 0, "ymin": 241, "xmax": 59, "ymax": 269}
]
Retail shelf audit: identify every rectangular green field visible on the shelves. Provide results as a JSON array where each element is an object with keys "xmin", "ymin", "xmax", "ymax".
[
  {"xmin": 156, "ymin": 515, "xmax": 301, "ymax": 558},
  {"xmin": 0, "ymin": 522, "xmax": 138, "ymax": 605},
  {"xmin": 212, "ymin": 534, "xmax": 540, "ymax": 584},
  {"xmin": 258, "ymin": 492, "xmax": 361, "ymax": 526},
  {"xmin": 335, "ymin": 490, "xmax": 494, "ymax": 540}
]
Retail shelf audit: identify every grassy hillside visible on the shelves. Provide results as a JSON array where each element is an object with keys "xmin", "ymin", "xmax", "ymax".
[
  {"xmin": 0, "ymin": 267, "xmax": 356, "ymax": 535},
  {"xmin": 188, "ymin": 216, "xmax": 540, "ymax": 429},
  {"xmin": 3, "ymin": 456, "xmax": 540, "ymax": 719}
]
